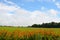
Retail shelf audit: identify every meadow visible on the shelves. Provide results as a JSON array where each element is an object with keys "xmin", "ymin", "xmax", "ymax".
[{"xmin": 0, "ymin": 27, "xmax": 60, "ymax": 40}]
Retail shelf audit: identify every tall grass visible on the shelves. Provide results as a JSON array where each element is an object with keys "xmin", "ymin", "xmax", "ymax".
[{"xmin": 0, "ymin": 28, "xmax": 60, "ymax": 40}]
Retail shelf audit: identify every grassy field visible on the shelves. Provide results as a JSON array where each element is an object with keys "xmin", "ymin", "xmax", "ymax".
[
  {"xmin": 0, "ymin": 27, "xmax": 60, "ymax": 40},
  {"xmin": 0, "ymin": 27, "xmax": 60, "ymax": 34}
]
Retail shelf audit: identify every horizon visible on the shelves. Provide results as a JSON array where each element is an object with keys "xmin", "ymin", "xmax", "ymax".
[{"xmin": 0, "ymin": 0, "xmax": 60, "ymax": 26}]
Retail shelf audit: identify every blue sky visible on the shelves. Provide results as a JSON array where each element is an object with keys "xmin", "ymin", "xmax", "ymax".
[
  {"xmin": 1, "ymin": 0, "xmax": 60, "ymax": 11},
  {"xmin": 0, "ymin": 0, "xmax": 60, "ymax": 26}
]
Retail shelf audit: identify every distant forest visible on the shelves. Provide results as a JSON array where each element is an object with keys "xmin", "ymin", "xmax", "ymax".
[
  {"xmin": 29, "ymin": 22, "xmax": 60, "ymax": 28},
  {"xmin": 0, "ymin": 22, "xmax": 60, "ymax": 28}
]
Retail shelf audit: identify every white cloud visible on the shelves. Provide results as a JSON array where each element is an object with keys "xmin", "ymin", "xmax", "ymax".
[
  {"xmin": 0, "ymin": 0, "xmax": 60, "ymax": 26},
  {"xmin": 29, "ymin": 10, "xmax": 59, "ymax": 24},
  {"xmin": 41, "ymin": 6, "xmax": 46, "ymax": 10},
  {"xmin": 21, "ymin": 0, "xmax": 55, "ymax": 2},
  {"xmin": 38, "ymin": 0, "xmax": 55, "ymax": 2},
  {"xmin": 52, "ymin": 0, "xmax": 56, "ymax": 2},
  {"xmin": 0, "ymin": 3, "xmax": 18, "ymax": 12},
  {"xmin": 0, "ymin": 2, "xmax": 32, "ymax": 26},
  {"xmin": 4, "ymin": 0, "xmax": 15, "ymax": 5},
  {"xmin": 55, "ymin": 2, "xmax": 60, "ymax": 8},
  {"xmin": 21, "ymin": 0, "xmax": 35, "ymax": 2},
  {"xmin": 48, "ymin": 9, "xmax": 58, "ymax": 16}
]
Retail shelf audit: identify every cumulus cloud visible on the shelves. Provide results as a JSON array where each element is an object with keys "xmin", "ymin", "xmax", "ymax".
[
  {"xmin": 29, "ymin": 10, "xmax": 60, "ymax": 24},
  {"xmin": 0, "ymin": 0, "xmax": 60, "ymax": 26},
  {"xmin": 48, "ymin": 9, "xmax": 58, "ymax": 16},
  {"xmin": 0, "ymin": 2, "xmax": 32, "ymax": 26}
]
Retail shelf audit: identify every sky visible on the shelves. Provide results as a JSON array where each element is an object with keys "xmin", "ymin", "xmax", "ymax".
[{"xmin": 0, "ymin": 0, "xmax": 60, "ymax": 26}]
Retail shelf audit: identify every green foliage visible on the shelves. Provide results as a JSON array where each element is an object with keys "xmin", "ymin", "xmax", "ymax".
[{"xmin": 31, "ymin": 22, "xmax": 60, "ymax": 28}]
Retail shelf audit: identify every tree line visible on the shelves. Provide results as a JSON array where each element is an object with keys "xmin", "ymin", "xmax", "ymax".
[{"xmin": 29, "ymin": 22, "xmax": 60, "ymax": 28}]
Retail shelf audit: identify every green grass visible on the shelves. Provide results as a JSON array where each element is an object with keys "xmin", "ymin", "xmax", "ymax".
[
  {"xmin": 0, "ymin": 27, "xmax": 60, "ymax": 40},
  {"xmin": 0, "ymin": 27, "xmax": 60, "ymax": 34}
]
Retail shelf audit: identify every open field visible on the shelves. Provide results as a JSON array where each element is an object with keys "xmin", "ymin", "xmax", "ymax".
[
  {"xmin": 0, "ymin": 27, "xmax": 60, "ymax": 40},
  {"xmin": 0, "ymin": 27, "xmax": 60, "ymax": 34}
]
